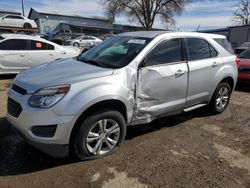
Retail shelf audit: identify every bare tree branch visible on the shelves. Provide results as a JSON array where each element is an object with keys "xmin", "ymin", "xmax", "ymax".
[
  {"xmin": 102, "ymin": 0, "xmax": 187, "ymax": 30},
  {"xmin": 232, "ymin": 0, "xmax": 250, "ymax": 25}
]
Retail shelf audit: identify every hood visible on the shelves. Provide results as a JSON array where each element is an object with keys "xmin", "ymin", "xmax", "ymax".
[
  {"xmin": 15, "ymin": 59, "xmax": 114, "ymax": 93},
  {"xmin": 239, "ymin": 58, "xmax": 250, "ymax": 67}
]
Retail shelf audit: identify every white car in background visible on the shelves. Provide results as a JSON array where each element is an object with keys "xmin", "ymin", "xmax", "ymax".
[
  {"xmin": 0, "ymin": 34, "xmax": 81, "ymax": 74},
  {"xmin": 0, "ymin": 14, "xmax": 37, "ymax": 29},
  {"xmin": 65, "ymin": 35, "xmax": 103, "ymax": 48}
]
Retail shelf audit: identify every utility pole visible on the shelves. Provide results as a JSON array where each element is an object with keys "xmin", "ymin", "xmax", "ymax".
[{"xmin": 21, "ymin": 0, "xmax": 25, "ymax": 16}]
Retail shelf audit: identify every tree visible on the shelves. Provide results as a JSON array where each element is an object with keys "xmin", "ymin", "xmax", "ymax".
[
  {"xmin": 102, "ymin": 0, "xmax": 187, "ymax": 30},
  {"xmin": 232, "ymin": 0, "xmax": 250, "ymax": 25}
]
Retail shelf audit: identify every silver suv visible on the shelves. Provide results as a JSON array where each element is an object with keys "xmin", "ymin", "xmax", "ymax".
[{"xmin": 7, "ymin": 31, "xmax": 238, "ymax": 159}]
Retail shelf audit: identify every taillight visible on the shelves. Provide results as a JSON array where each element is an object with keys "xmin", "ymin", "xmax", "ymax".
[{"xmin": 236, "ymin": 56, "xmax": 240, "ymax": 67}]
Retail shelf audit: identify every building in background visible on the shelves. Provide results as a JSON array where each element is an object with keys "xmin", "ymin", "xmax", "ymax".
[
  {"xmin": 201, "ymin": 25, "xmax": 250, "ymax": 48},
  {"xmin": 28, "ymin": 8, "xmax": 114, "ymax": 36}
]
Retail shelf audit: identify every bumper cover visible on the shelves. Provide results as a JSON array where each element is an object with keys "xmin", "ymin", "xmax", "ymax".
[{"xmin": 10, "ymin": 122, "xmax": 69, "ymax": 158}]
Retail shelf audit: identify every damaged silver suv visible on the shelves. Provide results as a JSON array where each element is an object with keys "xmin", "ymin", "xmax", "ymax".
[{"xmin": 7, "ymin": 31, "xmax": 238, "ymax": 159}]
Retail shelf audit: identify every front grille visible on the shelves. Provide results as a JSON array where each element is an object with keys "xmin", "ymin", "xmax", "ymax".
[
  {"xmin": 7, "ymin": 97, "xmax": 22, "ymax": 118},
  {"xmin": 11, "ymin": 84, "xmax": 27, "ymax": 95}
]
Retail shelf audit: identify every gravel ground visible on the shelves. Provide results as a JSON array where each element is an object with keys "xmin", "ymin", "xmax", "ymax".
[{"xmin": 0, "ymin": 77, "xmax": 249, "ymax": 188}]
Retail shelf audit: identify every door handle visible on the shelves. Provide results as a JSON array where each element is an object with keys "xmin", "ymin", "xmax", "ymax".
[
  {"xmin": 49, "ymin": 54, "xmax": 54, "ymax": 56},
  {"xmin": 19, "ymin": 54, "xmax": 25, "ymax": 57},
  {"xmin": 212, "ymin": 62, "xmax": 218, "ymax": 67},
  {"xmin": 175, "ymin": 70, "xmax": 185, "ymax": 77}
]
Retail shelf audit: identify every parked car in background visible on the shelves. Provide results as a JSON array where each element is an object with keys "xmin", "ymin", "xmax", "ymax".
[
  {"xmin": 0, "ymin": 34, "xmax": 80, "ymax": 74},
  {"xmin": 234, "ymin": 42, "xmax": 250, "ymax": 55},
  {"xmin": 100, "ymin": 34, "xmax": 115, "ymax": 40},
  {"xmin": 0, "ymin": 14, "xmax": 37, "ymax": 29},
  {"xmin": 238, "ymin": 49, "xmax": 250, "ymax": 83},
  {"xmin": 7, "ymin": 31, "xmax": 237, "ymax": 159},
  {"xmin": 65, "ymin": 35, "xmax": 103, "ymax": 48}
]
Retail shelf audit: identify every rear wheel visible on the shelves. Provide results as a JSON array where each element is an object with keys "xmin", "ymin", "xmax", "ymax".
[
  {"xmin": 73, "ymin": 110, "xmax": 126, "ymax": 160},
  {"xmin": 73, "ymin": 42, "xmax": 80, "ymax": 47},
  {"xmin": 23, "ymin": 23, "xmax": 32, "ymax": 29},
  {"xmin": 209, "ymin": 82, "xmax": 231, "ymax": 114}
]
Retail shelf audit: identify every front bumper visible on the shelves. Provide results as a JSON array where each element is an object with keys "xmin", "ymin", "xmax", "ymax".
[
  {"xmin": 7, "ymin": 86, "xmax": 76, "ymax": 158},
  {"xmin": 10, "ymin": 124, "xmax": 69, "ymax": 158}
]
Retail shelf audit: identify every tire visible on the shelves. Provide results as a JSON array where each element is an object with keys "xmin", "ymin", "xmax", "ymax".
[
  {"xmin": 23, "ymin": 23, "xmax": 32, "ymax": 29},
  {"xmin": 73, "ymin": 110, "xmax": 126, "ymax": 160},
  {"xmin": 209, "ymin": 82, "xmax": 232, "ymax": 114},
  {"xmin": 73, "ymin": 42, "xmax": 80, "ymax": 47}
]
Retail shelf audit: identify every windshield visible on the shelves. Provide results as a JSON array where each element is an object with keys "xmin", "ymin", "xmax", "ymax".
[
  {"xmin": 239, "ymin": 49, "xmax": 250, "ymax": 59},
  {"xmin": 71, "ymin": 36, "xmax": 83, "ymax": 40},
  {"xmin": 241, "ymin": 42, "xmax": 250, "ymax": 48},
  {"xmin": 78, "ymin": 36, "xmax": 151, "ymax": 69}
]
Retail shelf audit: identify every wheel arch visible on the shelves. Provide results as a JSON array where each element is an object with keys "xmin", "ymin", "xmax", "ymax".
[
  {"xmin": 69, "ymin": 99, "xmax": 127, "ymax": 152},
  {"xmin": 219, "ymin": 76, "xmax": 235, "ymax": 92}
]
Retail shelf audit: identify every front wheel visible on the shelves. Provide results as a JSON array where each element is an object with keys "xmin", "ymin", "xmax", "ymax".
[
  {"xmin": 209, "ymin": 82, "xmax": 232, "ymax": 114},
  {"xmin": 73, "ymin": 110, "xmax": 126, "ymax": 160}
]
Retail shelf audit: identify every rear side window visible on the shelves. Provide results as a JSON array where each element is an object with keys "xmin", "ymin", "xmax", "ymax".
[
  {"xmin": 186, "ymin": 38, "xmax": 218, "ymax": 61},
  {"xmin": 186, "ymin": 38, "xmax": 210, "ymax": 61},
  {"xmin": 210, "ymin": 45, "xmax": 218, "ymax": 57},
  {"xmin": 29, "ymin": 40, "xmax": 55, "ymax": 50},
  {"xmin": 0, "ymin": 39, "xmax": 27, "ymax": 50},
  {"xmin": 146, "ymin": 38, "xmax": 182, "ymax": 66},
  {"xmin": 214, "ymin": 38, "xmax": 234, "ymax": 55}
]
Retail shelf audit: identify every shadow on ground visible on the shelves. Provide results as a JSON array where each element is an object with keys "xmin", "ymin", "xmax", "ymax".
[
  {"xmin": 236, "ymin": 83, "xmax": 250, "ymax": 92},
  {"xmin": 0, "ymin": 107, "xmax": 209, "ymax": 176},
  {"xmin": 0, "ymin": 75, "xmax": 16, "ymax": 80}
]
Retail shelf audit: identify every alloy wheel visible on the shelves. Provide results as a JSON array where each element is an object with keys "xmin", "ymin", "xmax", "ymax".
[
  {"xmin": 215, "ymin": 86, "xmax": 229, "ymax": 110},
  {"xmin": 86, "ymin": 119, "xmax": 120, "ymax": 155}
]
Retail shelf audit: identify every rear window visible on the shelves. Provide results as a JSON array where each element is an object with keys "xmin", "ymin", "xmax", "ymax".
[{"xmin": 214, "ymin": 38, "xmax": 234, "ymax": 55}]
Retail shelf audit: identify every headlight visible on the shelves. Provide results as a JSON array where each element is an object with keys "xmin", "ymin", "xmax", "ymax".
[{"xmin": 28, "ymin": 85, "xmax": 70, "ymax": 108}]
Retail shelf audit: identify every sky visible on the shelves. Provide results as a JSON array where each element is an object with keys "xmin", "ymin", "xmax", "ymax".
[{"xmin": 0, "ymin": 0, "xmax": 240, "ymax": 31}]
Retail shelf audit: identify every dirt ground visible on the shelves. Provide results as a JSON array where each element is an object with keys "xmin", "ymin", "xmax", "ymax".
[{"xmin": 0, "ymin": 76, "xmax": 249, "ymax": 188}]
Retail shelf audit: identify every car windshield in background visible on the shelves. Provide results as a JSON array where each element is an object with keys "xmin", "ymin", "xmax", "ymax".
[
  {"xmin": 78, "ymin": 36, "xmax": 151, "ymax": 69},
  {"xmin": 238, "ymin": 49, "xmax": 250, "ymax": 59},
  {"xmin": 240, "ymin": 42, "xmax": 250, "ymax": 48},
  {"xmin": 214, "ymin": 38, "xmax": 234, "ymax": 55}
]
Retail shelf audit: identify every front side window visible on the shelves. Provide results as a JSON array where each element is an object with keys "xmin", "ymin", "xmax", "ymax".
[
  {"xmin": 29, "ymin": 40, "xmax": 55, "ymax": 50},
  {"xmin": 186, "ymin": 38, "xmax": 211, "ymax": 61},
  {"xmin": 145, "ymin": 38, "xmax": 182, "ymax": 66},
  {"xmin": 79, "ymin": 36, "xmax": 151, "ymax": 68},
  {"xmin": 0, "ymin": 39, "xmax": 27, "ymax": 50}
]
